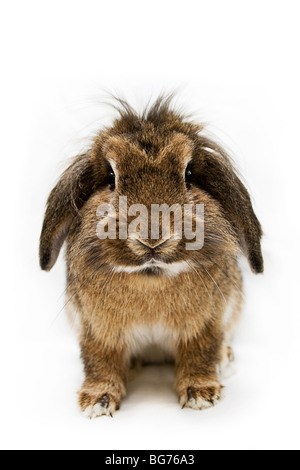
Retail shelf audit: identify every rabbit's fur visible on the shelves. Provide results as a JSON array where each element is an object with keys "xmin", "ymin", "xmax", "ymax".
[{"xmin": 40, "ymin": 96, "xmax": 263, "ymax": 417}]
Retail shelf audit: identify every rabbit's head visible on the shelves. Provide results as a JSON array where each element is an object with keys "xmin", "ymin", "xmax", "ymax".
[{"xmin": 40, "ymin": 97, "xmax": 263, "ymax": 277}]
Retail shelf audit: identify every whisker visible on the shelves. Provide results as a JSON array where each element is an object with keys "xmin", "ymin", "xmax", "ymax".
[
  {"xmin": 191, "ymin": 257, "xmax": 227, "ymax": 305},
  {"xmin": 203, "ymin": 266, "xmax": 227, "ymax": 305},
  {"xmin": 185, "ymin": 259, "xmax": 210, "ymax": 298},
  {"xmin": 200, "ymin": 252, "xmax": 245, "ymax": 298}
]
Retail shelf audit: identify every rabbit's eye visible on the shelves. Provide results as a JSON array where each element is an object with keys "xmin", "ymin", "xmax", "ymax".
[
  {"xmin": 185, "ymin": 162, "xmax": 193, "ymax": 185},
  {"xmin": 108, "ymin": 166, "xmax": 116, "ymax": 190}
]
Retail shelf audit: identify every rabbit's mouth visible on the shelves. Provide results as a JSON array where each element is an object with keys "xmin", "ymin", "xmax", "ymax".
[
  {"xmin": 140, "ymin": 258, "xmax": 166, "ymax": 276},
  {"xmin": 141, "ymin": 266, "xmax": 164, "ymax": 276}
]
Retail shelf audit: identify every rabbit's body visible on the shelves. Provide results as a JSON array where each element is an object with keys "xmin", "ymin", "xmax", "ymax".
[
  {"xmin": 68, "ymin": 256, "xmax": 243, "ymax": 361},
  {"xmin": 40, "ymin": 97, "xmax": 262, "ymax": 417}
]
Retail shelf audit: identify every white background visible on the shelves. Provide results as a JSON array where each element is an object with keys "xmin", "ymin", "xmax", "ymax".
[{"xmin": 1, "ymin": 0, "xmax": 299, "ymax": 450}]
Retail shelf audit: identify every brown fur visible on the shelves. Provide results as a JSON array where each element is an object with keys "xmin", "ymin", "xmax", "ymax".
[{"xmin": 40, "ymin": 96, "xmax": 263, "ymax": 415}]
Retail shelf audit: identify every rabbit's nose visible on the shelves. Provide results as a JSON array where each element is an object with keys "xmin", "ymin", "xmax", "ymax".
[{"xmin": 137, "ymin": 238, "xmax": 169, "ymax": 250}]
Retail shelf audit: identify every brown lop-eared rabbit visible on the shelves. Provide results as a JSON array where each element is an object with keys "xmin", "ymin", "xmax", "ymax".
[{"xmin": 40, "ymin": 96, "xmax": 263, "ymax": 418}]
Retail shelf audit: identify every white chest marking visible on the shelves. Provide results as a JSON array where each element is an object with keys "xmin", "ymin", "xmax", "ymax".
[
  {"xmin": 126, "ymin": 324, "xmax": 177, "ymax": 363},
  {"xmin": 115, "ymin": 260, "xmax": 190, "ymax": 277}
]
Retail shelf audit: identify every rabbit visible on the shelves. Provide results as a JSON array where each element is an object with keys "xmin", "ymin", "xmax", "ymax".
[{"xmin": 40, "ymin": 96, "xmax": 263, "ymax": 418}]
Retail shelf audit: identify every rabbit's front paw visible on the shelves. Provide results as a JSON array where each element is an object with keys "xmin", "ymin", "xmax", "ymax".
[
  {"xmin": 179, "ymin": 383, "xmax": 222, "ymax": 410},
  {"xmin": 79, "ymin": 385, "xmax": 121, "ymax": 419}
]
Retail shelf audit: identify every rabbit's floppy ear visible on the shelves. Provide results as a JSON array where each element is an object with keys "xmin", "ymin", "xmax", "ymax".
[
  {"xmin": 39, "ymin": 152, "xmax": 106, "ymax": 271},
  {"xmin": 194, "ymin": 137, "xmax": 264, "ymax": 274}
]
